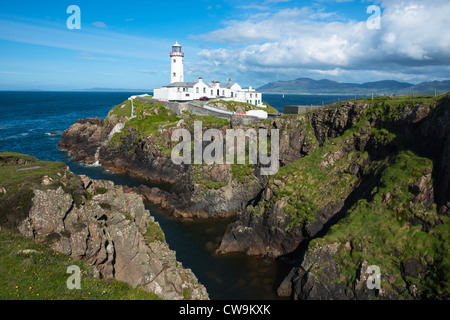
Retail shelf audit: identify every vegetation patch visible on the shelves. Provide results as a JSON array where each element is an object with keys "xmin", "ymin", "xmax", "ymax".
[
  {"xmin": 0, "ymin": 230, "xmax": 160, "ymax": 300},
  {"xmin": 144, "ymin": 222, "xmax": 165, "ymax": 243},
  {"xmin": 0, "ymin": 153, "xmax": 85, "ymax": 230},
  {"xmin": 315, "ymin": 148, "xmax": 448, "ymax": 298}
]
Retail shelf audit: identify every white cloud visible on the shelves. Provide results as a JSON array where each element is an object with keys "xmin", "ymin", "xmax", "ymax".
[
  {"xmin": 79, "ymin": 52, "xmax": 98, "ymax": 60},
  {"xmin": 191, "ymin": 0, "xmax": 450, "ymax": 84},
  {"xmin": 92, "ymin": 21, "xmax": 108, "ymax": 28},
  {"xmin": 0, "ymin": 18, "xmax": 168, "ymax": 60}
]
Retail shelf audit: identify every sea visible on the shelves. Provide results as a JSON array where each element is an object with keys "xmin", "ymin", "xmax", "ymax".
[{"xmin": 0, "ymin": 91, "xmax": 354, "ymax": 300}]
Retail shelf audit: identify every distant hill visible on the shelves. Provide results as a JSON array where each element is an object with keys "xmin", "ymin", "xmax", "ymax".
[{"xmin": 257, "ymin": 78, "xmax": 450, "ymax": 95}]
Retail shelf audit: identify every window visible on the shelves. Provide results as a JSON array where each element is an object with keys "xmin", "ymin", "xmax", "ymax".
[
  {"xmin": 183, "ymin": 87, "xmax": 186, "ymax": 92},
  {"xmin": 173, "ymin": 59, "xmax": 176, "ymax": 63},
  {"xmin": 222, "ymin": 90, "xmax": 225, "ymax": 95},
  {"xmin": 203, "ymin": 87, "xmax": 206, "ymax": 93},
  {"xmin": 186, "ymin": 94, "xmax": 190, "ymax": 97},
  {"xmin": 250, "ymin": 93, "xmax": 252, "ymax": 98},
  {"xmin": 173, "ymin": 72, "xmax": 176, "ymax": 77},
  {"xmin": 196, "ymin": 87, "xmax": 199, "ymax": 93},
  {"xmin": 211, "ymin": 90, "xmax": 213, "ymax": 95}
]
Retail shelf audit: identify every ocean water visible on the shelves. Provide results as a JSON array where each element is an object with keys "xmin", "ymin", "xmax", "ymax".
[
  {"xmin": 264, "ymin": 93, "xmax": 355, "ymax": 111},
  {"xmin": 0, "ymin": 91, "xmax": 352, "ymax": 300}
]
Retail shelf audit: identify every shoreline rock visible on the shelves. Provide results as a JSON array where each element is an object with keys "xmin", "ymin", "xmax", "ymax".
[{"xmin": 0, "ymin": 153, "xmax": 209, "ymax": 300}]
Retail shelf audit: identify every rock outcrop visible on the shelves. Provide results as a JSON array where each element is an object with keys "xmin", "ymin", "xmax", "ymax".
[
  {"xmin": 218, "ymin": 95, "xmax": 449, "ymax": 299},
  {"xmin": 59, "ymin": 99, "xmax": 265, "ymax": 218},
  {"xmin": 0, "ymin": 153, "xmax": 208, "ymax": 300},
  {"xmin": 57, "ymin": 93, "xmax": 450, "ymax": 300}
]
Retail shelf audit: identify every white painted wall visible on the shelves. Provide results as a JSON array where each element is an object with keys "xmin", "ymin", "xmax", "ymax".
[
  {"xmin": 247, "ymin": 110, "xmax": 268, "ymax": 119},
  {"xmin": 170, "ymin": 55, "xmax": 184, "ymax": 83}
]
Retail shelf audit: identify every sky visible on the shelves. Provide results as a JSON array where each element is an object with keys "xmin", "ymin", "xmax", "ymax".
[{"xmin": 0, "ymin": 0, "xmax": 449, "ymax": 91}]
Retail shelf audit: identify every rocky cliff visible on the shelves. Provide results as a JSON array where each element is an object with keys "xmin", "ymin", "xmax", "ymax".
[
  {"xmin": 59, "ymin": 98, "xmax": 267, "ymax": 218},
  {"xmin": 0, "ymin": 152, "xmax": 208, "ymax": 300},
  {"xmin": 58, "ymin": 93, "xmax": 449, "ymax": 299},
  {"xmin": 218, "ymin": 94, "xmax": 449, "ymax": 299}
]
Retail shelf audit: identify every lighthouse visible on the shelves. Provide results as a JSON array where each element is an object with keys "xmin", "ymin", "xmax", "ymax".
[
  {"xmin": 153, "ymin": 42, "xmax": 264, "ymax": 107},
  {"xmin": 170, "ymin": 42, "xmax": 184, "ymax": 83}
]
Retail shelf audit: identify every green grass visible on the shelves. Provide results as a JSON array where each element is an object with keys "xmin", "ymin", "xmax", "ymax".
[
  {"xmin": 184, "ymin": 115, "xmax": 229, "ymax": 128},
  {"xmin": 0, "ymin": 153, "xmax": 86, "ymax": 230},
  {"xmin": 208, "ymin": 100, "xmax": 256, "ymax": 112},
  {"xmin": 144, "ymin": 222, "xmax": 165, "ymax": 243},
  {"xmin": 253, "ymin": 93, "xmax": 444, "ymax": 230},
  {"xmin": 209, "ymin": 99, "xmax": 278, "ymax": 114},
  {"xmin": 126, "ymin": 104, "xmax": 181, "ymax": 137},
  {"xmin": 230, "ymin": 164, "xmax": 254, "ymax": 183},
  {"xmin": 315, "ymin": 149, "xmax": 449, "ymax": 298},
  {"xmin": 106, "ymin": 100, "xmax": 229, "ymax": 157},
  {"xmin": 106, "ymin": 100, "xmax": 133, "ymax": 122},
  {"xmin": 94, "ymin": 187, "xmax": 109, "ymax": 195},
  {"xmin": 0, "ymin": 230, "xmax": 160, "ymax": 300},
  {"xmin": 270, "ymin": 132, "xmax": 363, "ymax": 226}
]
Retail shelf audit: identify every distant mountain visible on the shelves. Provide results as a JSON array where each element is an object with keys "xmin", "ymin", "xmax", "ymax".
[
  {"xmin": 408, "ymin": 80, "xmax": 450, "ymax": 92},
  {"xmin": 257, "ymin": 78, "xmax": 450, "ymax": 95}
]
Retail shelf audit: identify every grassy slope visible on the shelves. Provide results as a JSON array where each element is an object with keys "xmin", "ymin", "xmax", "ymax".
[
  {"xmin": 0, "ymin": 152, "xmax": 160, "ymax": 300},
  {"xmin": 107, "ymin": 100, "xmax": 229, "ymax": 156},
  {"xmin": 208, "ymin": 99, "xmax": 279, "ymax": 114},
  {"xmin": 0, "ymin": 153, "xmax": 85, "ymax": 230},
  {"xmin": 0, "ymin": 230, "xmax": 159, "ymax": 300},
  {"xmin": 253, "ymin": 94, "xmax": 448, "ymax": 297},
  {"xmin": 315, "ymin": 149, "xmax": 449, "ymax": 298}
]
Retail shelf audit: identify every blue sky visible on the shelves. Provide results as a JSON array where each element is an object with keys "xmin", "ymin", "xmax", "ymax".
[{"xmin": 0, "ymin": 0, "xmax": 449, "ymax": 90}]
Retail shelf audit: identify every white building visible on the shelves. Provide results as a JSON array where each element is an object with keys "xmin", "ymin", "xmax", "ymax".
[{"xmin": 153, "ymin": 42, "xmax": 264, "ymax": 107}]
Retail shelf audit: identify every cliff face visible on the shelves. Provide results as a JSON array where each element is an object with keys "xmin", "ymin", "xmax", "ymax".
[
  {"xmin": 59, "ymin": 99, "xmax": 266, "ymax": 218},
  {"xmin": 0, "ymin": 153, "xmax": 208, "ymax": 300},
  {"xmin": 218, "ymin": 94, "xmax": 449, "ymax": 299},
  {"xmin": 58, "ymin": 93, "xmax": 450, "ymax": 299}
]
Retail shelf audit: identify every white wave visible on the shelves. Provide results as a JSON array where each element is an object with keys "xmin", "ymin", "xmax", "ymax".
[{"xmin": 83, "ymin": 161, "xmax": 101, "ymax": 167}]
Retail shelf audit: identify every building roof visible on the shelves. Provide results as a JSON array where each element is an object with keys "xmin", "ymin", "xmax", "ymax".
[
  {"xmin": 163, "ymin": 82, "xmax": 196, "ymax": 88},
  {"xmin": 162, "ymin": 81, "xmax": 242, "ymax": 90}
]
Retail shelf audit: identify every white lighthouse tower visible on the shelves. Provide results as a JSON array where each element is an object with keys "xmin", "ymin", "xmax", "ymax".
[{"xmin": 170, "ymin": 42, "xmax": 184, "ymax": 83}]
